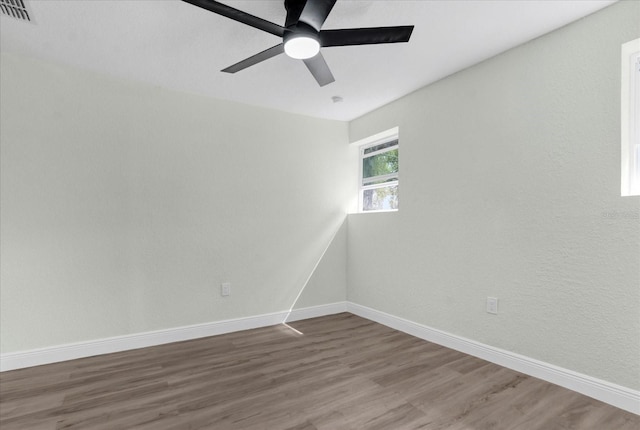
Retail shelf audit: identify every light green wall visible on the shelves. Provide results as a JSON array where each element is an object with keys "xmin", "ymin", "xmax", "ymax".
[
  {"xmin": 0, "ymin": 52, "xmax": 357, "ymax": 352},
  {"xmin": 348, "ymin": 0, "xmax": 640, "ymax": 390}
]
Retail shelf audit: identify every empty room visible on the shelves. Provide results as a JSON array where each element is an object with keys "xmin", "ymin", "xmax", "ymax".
[{"xmin": 1, "ymin": 0, "xmax": 639, "ymax": 429}]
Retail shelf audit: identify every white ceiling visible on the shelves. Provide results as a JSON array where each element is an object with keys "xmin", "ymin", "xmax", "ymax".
[{"xmin": 0, "ymin": 0, "xmax": 616, "ymax": 121}]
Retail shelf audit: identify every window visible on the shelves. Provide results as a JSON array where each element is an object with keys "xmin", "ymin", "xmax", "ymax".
[
  {"xmin": 357, "ymin": 129, "xmax": 399, "ymax": 212},
  {"xmin": 621, "ymin": 38, "xmax": 640, "ymax": 196}
]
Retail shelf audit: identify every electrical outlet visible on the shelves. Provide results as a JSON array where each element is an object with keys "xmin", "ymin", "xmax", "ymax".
[
  {"xmin": 486, "ymin": 297, "xmax": 498, "ymax": 314},
  {"xmin": 221, "ymin": 282, "xmax": 231, "ymax": 297}
]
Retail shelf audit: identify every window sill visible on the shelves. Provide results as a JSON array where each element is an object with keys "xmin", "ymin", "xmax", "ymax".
[{"xmin": 354, "ymin": 209, "xmax": 399, "ymax": 214}]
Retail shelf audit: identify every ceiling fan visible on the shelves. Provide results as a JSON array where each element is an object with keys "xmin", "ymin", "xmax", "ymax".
[{"xmin": 182, "ymin": 0, "xmax": 414, "ymax": 87}]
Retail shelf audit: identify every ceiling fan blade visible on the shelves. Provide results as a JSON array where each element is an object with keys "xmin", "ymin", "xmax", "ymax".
[
  {"xmin": 182, "ymin": 0, "xmax": 285, "ymax": 37},
  {"xmin": 320, "ymin": 26, "xmax": 414, "ymax": 47},
  {"xmin": 284, "ymin": 0, "xmax": 305, "ymax": 27},
  {"xmin": 299, "ymin": 0, "xmax": 337, "ymax": 32},
  {"xmin": 222, "ymin": 44, "xmax": 285, "ymax": 73},
  {"xmin": 303, "ymin": 52, "xmax": 335, "ymax": 87}
]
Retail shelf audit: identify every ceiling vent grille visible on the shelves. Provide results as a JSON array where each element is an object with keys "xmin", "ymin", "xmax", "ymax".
[{"xmin": 1, "ymin": 0, "xmax": 33, "ymax": 22}]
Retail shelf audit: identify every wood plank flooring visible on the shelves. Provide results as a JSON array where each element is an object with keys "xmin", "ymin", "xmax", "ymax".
[{"xmin": 1, "ymin": 313, "xmax": 638, "ymax": 429}]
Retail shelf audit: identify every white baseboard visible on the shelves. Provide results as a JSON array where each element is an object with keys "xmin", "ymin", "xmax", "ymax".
[
  {"xmin": 0, "ymin": 302, "xmax": 347, "ymax": 373},
  {"xmin": 346, "ymin": 302, "xmax": 640, "ymax": 415},
  {"xmin": 285, "ymin": 301, "xmax": 348, "ymax": 322},
  {"xmin": 2, "ymin": 301, "xmax": 637, "ymax": 415}
]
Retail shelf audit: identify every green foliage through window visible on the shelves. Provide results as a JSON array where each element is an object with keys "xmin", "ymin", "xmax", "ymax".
[
  {"xmin": 363, "ymin": 148, "xmax": 398, "ymax": 180},
  {"xmin": 360, "ymin": 137, "xmax": 399, "ymax": 212}
]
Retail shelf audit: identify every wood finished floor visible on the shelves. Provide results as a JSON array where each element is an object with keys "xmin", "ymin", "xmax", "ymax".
[{"xmin": 0, "ymin": 313, "xmax": 638, "ymax": 430}]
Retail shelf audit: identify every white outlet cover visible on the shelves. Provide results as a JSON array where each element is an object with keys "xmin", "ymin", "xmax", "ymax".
[
  {"xmin": 221, "ymin": 282, "xmax": 231, "ymax": 297},
  {"xmin": 486, "ymin": 297, "xmax": 499, "ymax": 314}
]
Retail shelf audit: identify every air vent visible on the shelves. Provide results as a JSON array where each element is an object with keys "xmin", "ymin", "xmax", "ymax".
[{"xmin": 1, "ymin": 0, "xmax": 33, "ymax": 22}]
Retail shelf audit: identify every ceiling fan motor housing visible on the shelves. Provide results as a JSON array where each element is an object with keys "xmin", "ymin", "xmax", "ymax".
[
  {"xmin": 284, "ymin": 21, "xmax": 318, "ymax": 40},
  {"xmin": 283, "ymin": 0, "xmax": 322, "ymax": 60}
]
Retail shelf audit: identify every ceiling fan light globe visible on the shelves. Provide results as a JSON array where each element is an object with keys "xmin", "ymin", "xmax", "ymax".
[{"xmin": 284, "ymin": 36, "xmax": 320, "ymax": 59}]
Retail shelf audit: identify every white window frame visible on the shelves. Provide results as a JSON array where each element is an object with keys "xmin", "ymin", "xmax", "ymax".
[
  {"xmin": 621, "ymin": 38, "xmax": 640, "ymax": 197},
  {"xmin": 354, "ymin": 127, "xmax": 399, "ymax": 213}
]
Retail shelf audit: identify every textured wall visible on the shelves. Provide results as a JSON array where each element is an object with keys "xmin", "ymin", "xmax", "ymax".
[
  {"xmin": 348, "ymin": 1, "xmax": 640, "ymax": 389},
  {"xmin": 0, "ymin": 52, "xmax": 356, "ymax": 353}
]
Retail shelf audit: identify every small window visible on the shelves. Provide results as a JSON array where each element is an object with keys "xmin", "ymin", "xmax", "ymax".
[
  {"xmin": 358, "ymin": 131, "xmax": 399, "ymax": 212},
  {"xmin": 621, "ymin": 38, "xmax": 640, "ymax": 196}
]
